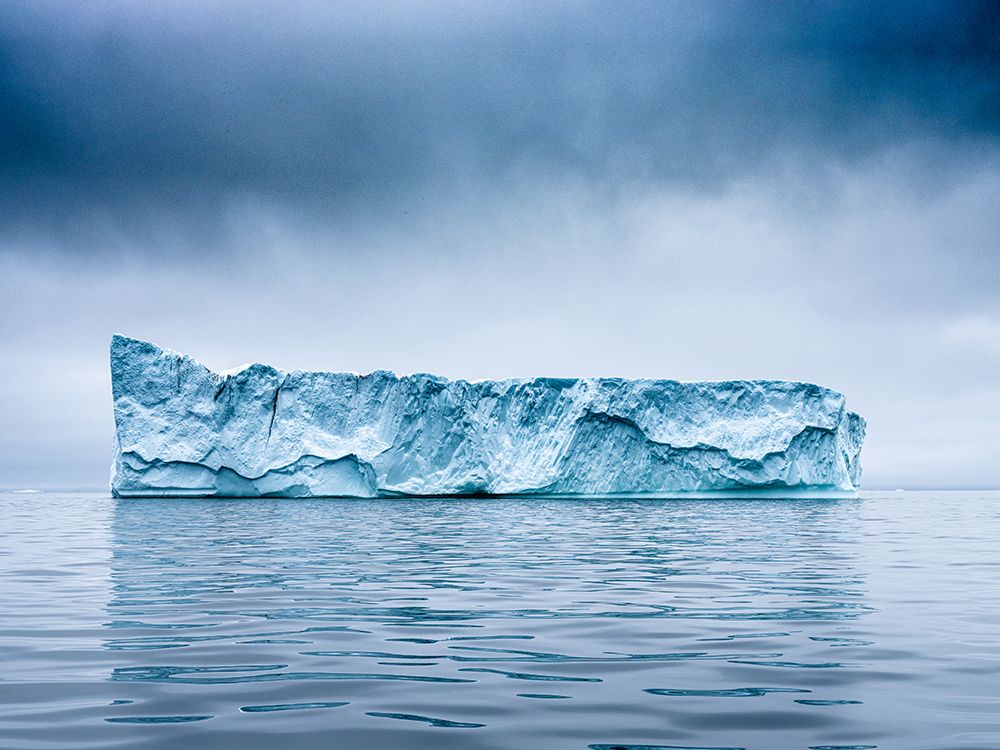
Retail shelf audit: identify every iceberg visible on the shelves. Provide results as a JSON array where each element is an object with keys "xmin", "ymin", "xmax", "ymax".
[{"xmin": 110, "ymin": 336, "xmax": 865, "ymax": 498}]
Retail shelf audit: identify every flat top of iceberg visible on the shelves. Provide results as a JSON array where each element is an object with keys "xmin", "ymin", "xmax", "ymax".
[{"xmin": 110, "ymin": 334, "xmax": 844, "ymax": 396}]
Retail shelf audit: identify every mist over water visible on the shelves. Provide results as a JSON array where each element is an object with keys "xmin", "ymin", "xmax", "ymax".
[{"xmin": 2, "ymin": 491, "xmax": 998, "ymax": 749}]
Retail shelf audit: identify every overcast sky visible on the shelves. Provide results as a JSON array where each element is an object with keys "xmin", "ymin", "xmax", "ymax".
[{"xmin": 2, "ymin": 0, "xmax": 998, "ymax": 489}]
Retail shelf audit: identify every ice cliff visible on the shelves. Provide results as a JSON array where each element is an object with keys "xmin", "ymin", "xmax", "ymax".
[{"xmin": 110, "ymin": 336, "xmax": 865, "ymax": 498}]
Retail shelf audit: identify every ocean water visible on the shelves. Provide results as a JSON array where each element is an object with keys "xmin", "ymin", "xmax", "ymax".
[{"xmin": 1, "ymin": 491, "xmax": 998, "ymax": 750}]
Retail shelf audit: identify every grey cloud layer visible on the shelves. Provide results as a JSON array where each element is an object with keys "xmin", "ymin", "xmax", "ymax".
[{"xmin": 2, "ymin": 0, "xmax": 998, "ymax": 249}]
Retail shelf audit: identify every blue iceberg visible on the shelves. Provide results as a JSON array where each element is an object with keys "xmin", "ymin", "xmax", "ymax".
[{"xmin": 110, "ymin": 336, "xmax": 865, "ymax": 498}]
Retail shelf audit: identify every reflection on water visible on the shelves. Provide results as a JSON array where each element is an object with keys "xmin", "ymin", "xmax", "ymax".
[{"xmin": 1, "ymin": 492, "xmax": 999, "ymax": 749}]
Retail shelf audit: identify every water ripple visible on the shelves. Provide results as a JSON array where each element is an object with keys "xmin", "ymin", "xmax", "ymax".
[
  {"xmin": 240, "ymin": 702, "xmax": 349, "ymax": 712},
  {"xmin": 112, "ymin": 665, "xmax": 476, "ymax": 684},
  {"xmin": 365, "ymin": 711, "xmax": 485, "ymax": 728},
  {"xmin": 645, "ymin": 687, "xmax": 810, "ymax": 697},
  {"xmin": 457, "ymin": 667, "xmax": 602, "ymax": 682},
  {"xmin": 105, "ymin": 715, "xmax": 213, "ymax": 724}
]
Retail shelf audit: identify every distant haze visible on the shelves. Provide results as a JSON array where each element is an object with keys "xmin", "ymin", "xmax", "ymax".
[{"xmin": 2, "ymin": 1, "xmax": 998, "ymax": 489}]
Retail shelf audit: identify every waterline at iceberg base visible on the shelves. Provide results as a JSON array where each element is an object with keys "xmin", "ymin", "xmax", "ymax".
[{"xmin": 110, "ymin": 335, "xmax": 865, "ymax": 499}]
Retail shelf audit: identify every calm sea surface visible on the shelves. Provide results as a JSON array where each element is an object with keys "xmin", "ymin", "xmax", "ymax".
[{"xmin": 1, "ymin": 491, "xmax": 998, "ymax": 750}]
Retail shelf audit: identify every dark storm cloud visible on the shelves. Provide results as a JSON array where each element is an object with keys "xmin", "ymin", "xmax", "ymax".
[{"xmin": 1, "ymin": 0, "xmax": 998, "ymax": 254}]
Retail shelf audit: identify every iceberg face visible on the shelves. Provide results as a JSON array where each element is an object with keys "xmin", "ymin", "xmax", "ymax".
[{"xmin": 110, "ymin": 336, "xmax": 866, "ymax": 498}]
